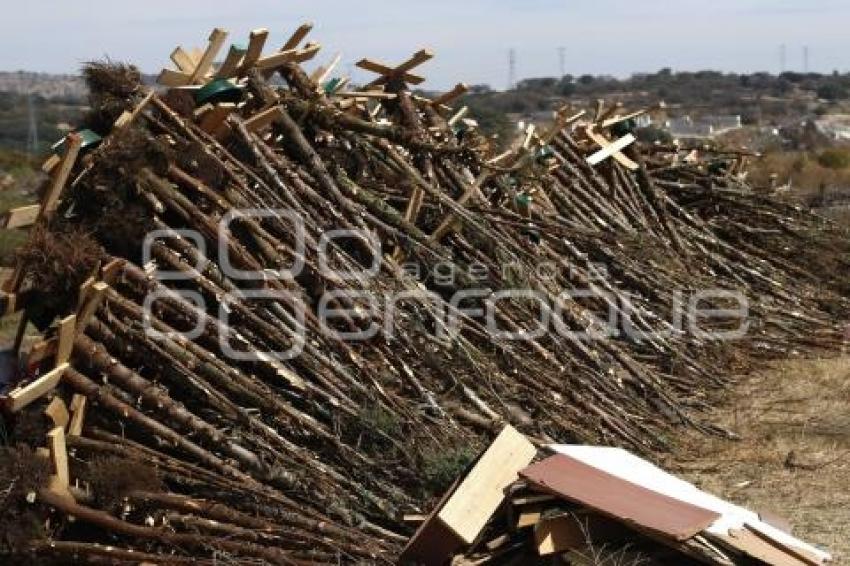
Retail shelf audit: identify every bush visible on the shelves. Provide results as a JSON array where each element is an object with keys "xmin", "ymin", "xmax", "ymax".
[
  {"xmin": 817, "ymin": 149, "xmax": 850, "ymax": 169},
  {"xmin": 817, "ymin": 83, "xmax": 847, "ymax": 101}
]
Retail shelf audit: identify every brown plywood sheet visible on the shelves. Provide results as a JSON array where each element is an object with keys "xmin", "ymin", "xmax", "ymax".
[{"xmin": 520, "ymin": 454, "xmax": 720, "ymax": 541}]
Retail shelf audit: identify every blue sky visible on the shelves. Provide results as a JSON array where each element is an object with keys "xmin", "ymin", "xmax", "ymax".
[{"xmin": 1, "ymin": 0, "xmax": 848, "ymax": 89}]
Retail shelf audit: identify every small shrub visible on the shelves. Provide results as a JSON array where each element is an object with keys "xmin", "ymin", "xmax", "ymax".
[
  {"xmin": 419, "ymin": 444, "xmax": 478, "ymax": 497},
  {"xmin": 817, "ymin": 149, "xmax": 850, "ymax": 170}
]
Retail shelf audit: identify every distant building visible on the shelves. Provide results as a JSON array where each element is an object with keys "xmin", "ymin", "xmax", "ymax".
[
  {"xmin": 814, "ymin": 115, "xmax": 850, "ymax": 141},
  {"xmin": 663, "ymin": 114, "xmax": 742, "ymax": 139}
]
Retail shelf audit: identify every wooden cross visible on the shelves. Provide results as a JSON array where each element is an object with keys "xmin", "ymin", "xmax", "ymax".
[
  {"xmin": 582, "ymin": 126, "xmax": 638, "ymax": 170},
  {"xmin": 357, "ymin": 49, "xmax": 433, "ymax": 89},
  {"xmin": 158, "ymin": 28, "xmax": 229, "ymax": 87}
]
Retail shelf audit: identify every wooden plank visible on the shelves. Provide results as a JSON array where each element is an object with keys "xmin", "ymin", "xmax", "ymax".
[
  {"xmin": 310, "ymin": 53, "xmax": 341, "ymax": 86},
  {"xmin": 41, "ymin": 154, "xmax": 61, "ymax": 174},
  {"xmin": 7, "ymin": 363, "xmax": 69, "ymax": 413},
  {"xmin": 255, "ymin": 48, "xmax": 299, "ymax": 70},
  {"xmin": 113, "ymin": 90, "xmax": 155, "ymax": 130},
  {"xmin": 170, "ymin": 47, "xmax": 197, "ymax": 73},
  {"xmin": 198, "ymin": 103, "xmax": 237, "ymax": 137},
  {"xmin": 40, "ymin": 133, "xmax": 82, "ymax": 219},
  {"xmin": 100, "ymin": 258, "xmax": 125, "ymax": 285},
  {"xmin": 157, "ymin": 68, "xmax": 192, "ymax": 87},
  {"xmin": 1, "ymin": 205, "xmax": 41, "ymax": 229},
  {"xmin": 715, "ymin": 529, "xmax": 812, "ymax": 566},
  {"xmin": 76, "ymin": 276, "xmax": 95, "ymax": 311},
  {"xmin": 55, "ymin": 314, "xmax": 76, "ymax": 365},
  {"xmin": 432, "ymin": 82, "xmax": 469, "ymax": 107},
  {"xmin": 237, "ymin": 28, "xmax": 269, "ymax": 74},
  {"xmin": 399, "ymin": 475, "xmax": 466, "ymax": 564},
  {"xmin": 744, "ymin": 523, "xmax": 823, "ymax": 566},
  {"xmin": 293, "ymin": 43, "xmax": 321, "ymax": 63},
  {"xmin": 44, "ymin": 397, "xmax": 69, "ymax": 429},
  {"xmin": 390, "ymin": 49, "xmax": 434, "ymax": 77},
  {"xmin": 189, "ymin": 28, "xmax": 229, "ymax": 84},
  {"xmin": 214, "ymin": 44, "xmax": 246, "ymax": 79},
  {"xmin": 75, "ymin": 282, "xmax": 107, "ymax": 335},
  {"xmin": 335, "ymin": 91, "xmax": 397, "ymax": 100},
  {"xmin": 586, "ymin": 133, "xmax": 636, "ymax": 167},
  {"xmin": 516, "ymin": 504, "xmax": 545, "ymax": 528},
  {"xmin": 67, "ymin": 394, "xmax": 87, "ymax": 437},
  {"xmin": 47, "ymin": 425, "xmax": 69, "ymax": 487},
  {"xmin": 281, "ymin": 22, "xmax": 314, "ymax": 51},
  {"xmin": 448, "ymin": 106, "xmax": 469, "ymax": 127},
  {"xmin": 244, "ymin": 106, "xmax": 282, "ymax": 132},
  {"xmin": 437, "ymin": 425, "xmax": 536, "ymax": 544}
]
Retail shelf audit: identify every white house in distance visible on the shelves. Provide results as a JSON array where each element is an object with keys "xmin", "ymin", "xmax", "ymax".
[{"xmin": 663, "ymin": 115, "xmax": 743, "ymax": 139}]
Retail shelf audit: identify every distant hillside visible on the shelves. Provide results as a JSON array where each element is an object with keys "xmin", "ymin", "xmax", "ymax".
[
  {"xmin": 0, "ymin": 71, "xmax": 87, "ymax": 101},
  {"xmin": 435, "ymin": 69, "xmax": 850, "ymax": 145}
]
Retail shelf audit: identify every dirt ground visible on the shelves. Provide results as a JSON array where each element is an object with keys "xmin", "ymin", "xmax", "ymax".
[{"xmin": 666, "ymin": 356, "xmax": 850, "ymax": 563}]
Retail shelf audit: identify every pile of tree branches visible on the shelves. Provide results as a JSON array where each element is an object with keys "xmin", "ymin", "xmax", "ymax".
[{"xmin": 2, "ymin": 26, "xmax": 848, "ymax": 564}]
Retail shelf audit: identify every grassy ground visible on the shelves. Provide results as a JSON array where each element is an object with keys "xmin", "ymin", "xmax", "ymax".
[
  {"xmin": 668, "ymin": 356, "xmax": 850, "ymax": 562},
  {"xmin": 0, "ymin": 150, "xmax": 39, "ymax": 343}
]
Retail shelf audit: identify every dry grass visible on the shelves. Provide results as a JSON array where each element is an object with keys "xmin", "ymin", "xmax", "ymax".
[
  {"xmin": 749, "ymin": 150, "xmax": 850, "ymax": 201},
  {"xmin": 670, "ymin": 356, "xmax": 850, "ymax": 562}
]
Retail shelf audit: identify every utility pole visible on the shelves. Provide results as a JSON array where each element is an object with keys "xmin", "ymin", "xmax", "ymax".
[
  {"xmin": 508, "ymin": 48, "xmax": 517, "ymax": 90},
  {"xmin": 26, "ymin": 93, "xmax": 39, "ymax": 155},
  {"xmin": 779, "ymin": 44, "xmax": 786, "ymax": 74},
  {"xmin": 558, "ymin": 46, "xmax": 566, "ymax": 78},
  {"xmin": 803, "ymin": 45, "xmax": 810, "ymax": 73}
]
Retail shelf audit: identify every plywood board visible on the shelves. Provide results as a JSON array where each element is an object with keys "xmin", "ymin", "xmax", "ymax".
[
  {"xmin": 437, "ymin": 425, "xmax": 536, "ymax": 544},
  {"xmin": 520, "ymin": 454, "xmax": 720, "ymax": 541}
]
